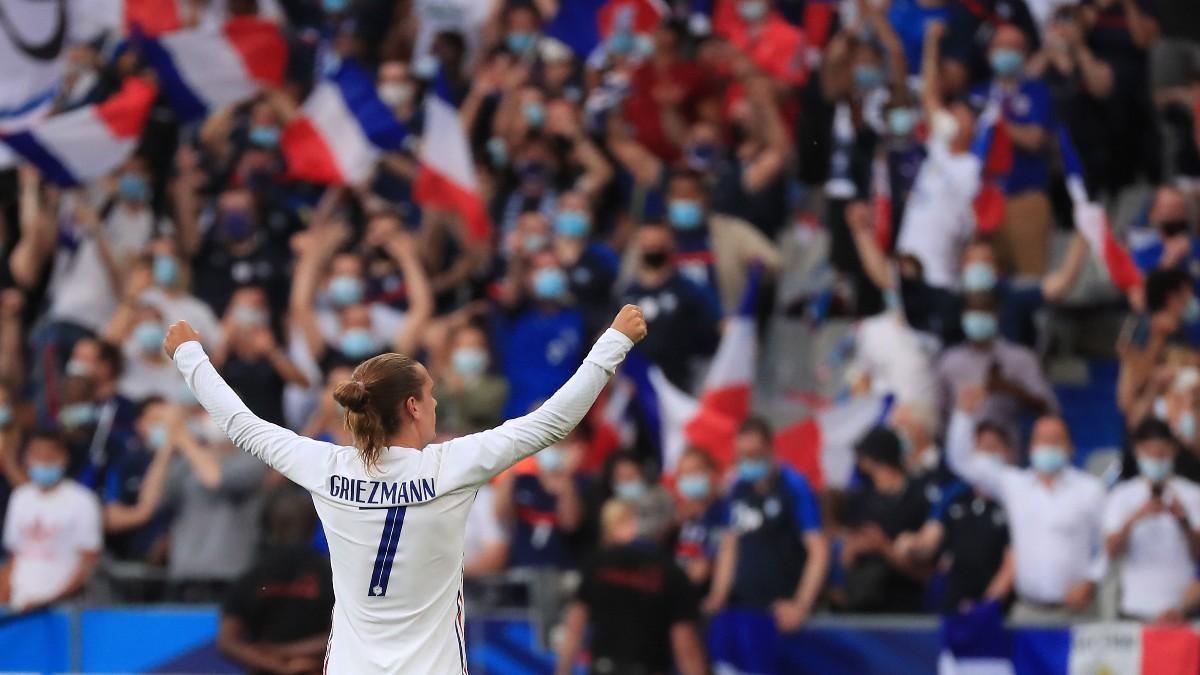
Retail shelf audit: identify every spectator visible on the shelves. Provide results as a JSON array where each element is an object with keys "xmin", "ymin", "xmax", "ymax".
[
  {"xmin": 673, "ymin": 448, "xmax": 728, "ymax": 593},
  {"xmin": 432, "ymin": 323, "xmax": 509, "ymax": 436},
  {"xmin": 948, "ymin": 389, "xmax": 1106, "ymax": 620},
  {"xmin": 102, "ymin": 397, "xmax": 177, "ymax": 563},
  {"xmin": 103, "ymin": 274, "xmax": 182, "ymax": 403},
  {"xmin": 1, "ymin": 432, "xmax": 101, "ymax": 611},
  {"xmin": 495, "ymin": 441, "xmax": 585, "ymax": 569},
  {"xmin": 58, "ymin": 337, "xmax": 139, "ymax": 487},
  {"xmin": 1103, "ymin": 418, "xmax": 1200, "ymax": 622},
  {"xmin": 463, "ymin": 482, "xmax": 508, "ymax": 579},
  {"xmin": 1118, "ymin": 267, "xmax": 1196, "ymax": 418},
  {"xmin": 218, "ymin": 486, "xmax": 334, "ymax": 675},
  {"xmin": 602, "ymin": 451, "xmax": 675, "ymax": 545},
  {"xmin": 553, "ymin": 191, "xmax": 621, "ymax": 336},
  {"xmin": 556, "ymin": 499, "xmax": 708, "ymax": 675},
  {"xmin": 301, "ymin": 367, "xmax": 356, "ymax": 447},
  {"xmin": 705, "ymin": 418, "xmax": 828, "ymax": 629},
  {"xmin": 139, "ymin": 236, "xmax": 222, "ymax": 350}
]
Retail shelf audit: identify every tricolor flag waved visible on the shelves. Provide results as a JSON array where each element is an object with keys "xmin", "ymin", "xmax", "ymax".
[
  {"xmin": 1, "ymin": 78, "xmax": 157, "ymax": 187},
  {"xmin": 138, "ymin": 15, "xmax": 286, "ymax": 121},
  {"xmin": 281, "ymin": 61, "xmax": 409, "ymax": 186},
  {"xmin": 774, "ymin": 393, "xmax": 892, "ymax": 490},
  {"xmin": 1058, "ymin": 126, "xmax": 1142, "ymax": 293},
  {"xmin": 970, "ymin": 102, "xmax": 1012, "ymax": 235},
  {"xmin": 413, "ymin": 79, "xmax": 492, "ymax": 243}
]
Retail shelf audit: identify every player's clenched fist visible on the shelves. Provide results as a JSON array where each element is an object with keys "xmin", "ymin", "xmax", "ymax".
[
  {"xmin": 611, "ymin": 304, "xmax": 648, "ymax": 344},
  {"xmin": 163, "ymin": 320, "xmax": 201, "ymax": 359}
]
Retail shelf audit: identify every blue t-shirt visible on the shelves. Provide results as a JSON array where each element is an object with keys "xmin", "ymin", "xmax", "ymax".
[
  {"xmin": 675, "ymin": 499, "xmax": 729, "ymax": 566},
  {"xmin": 508, "ymin": 473, "xmax": 586, "ymax": 569},
  {"xmin": 726, "ymin": 466, "xmax": 821, "ymax": 609},
  {"xmin": 889, "ymin": 0, "xmax": 953, "ymax": 75},
  {"xmin": 970, "ymin": 79, "xmax": 1054, "ymax": 194},
  {"xmin": 499, "ymin": 306, "xmax": 585, "ymax": 419},
  {"xmin": 103, "ymin": 441, "xmax": 170, "ymax": 560}
]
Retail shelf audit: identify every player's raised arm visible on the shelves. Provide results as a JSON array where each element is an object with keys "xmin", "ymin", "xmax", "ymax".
[
  {"xmin": 436, "ymin": 305, "xmax": 647, "ymax": 492},
  {"xmin": 164, "ymin": 321, "xmax": 332, "ymax": 491}
]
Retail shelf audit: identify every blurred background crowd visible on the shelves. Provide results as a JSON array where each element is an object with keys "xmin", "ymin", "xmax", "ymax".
[{"xmin": 1, "ymin": 0, "xmax": 1199, "ymax": 672}]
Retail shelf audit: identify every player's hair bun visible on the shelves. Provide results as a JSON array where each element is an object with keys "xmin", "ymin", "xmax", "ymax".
[{"xmin": 333, "ymin": 380, "xmax": 371, "ymax": 413}]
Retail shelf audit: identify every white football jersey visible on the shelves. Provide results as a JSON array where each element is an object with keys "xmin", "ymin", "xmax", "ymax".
[{"xmin": 174, "ymin": 329, "xmax": 633, "ymax": 673}]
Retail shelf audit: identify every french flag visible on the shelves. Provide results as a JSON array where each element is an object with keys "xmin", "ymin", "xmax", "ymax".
[
  {"xmin": 125, "ymin": 0, "xmax": 184, "ymax": 36},
  {"xmin": 1, "ymin": 78, "xmax": 157, "ymax": 187},
  {"xmin": 138, "ymin": 15, "xmax": 286, "ymax": 121},
  {"xmin": 1059, "ymin": 126, "xmax": 1142, "ymax": 293},
  {"xmin": 412, "ymin": 79, "xmax": 492, "ymax": 243},
  {"xmin": 971, "ymin": 103, "xmax": 1012, "ymax": 235},
  {"xmin": 773, "ymin": 393, "xmax": 892, "ymax": 490},
  {"xmin": 544, "ymin": 0, "xmax": 666, "ymax": 57},
  {"xmin": 281, "ymin": 61, "xmax": 409, "ymax": 186}
]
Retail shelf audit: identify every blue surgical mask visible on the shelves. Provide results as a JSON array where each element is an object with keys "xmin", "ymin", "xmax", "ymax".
[
  {"xmin": 668, "ymin": 200, "xmax": 704, "ymax": 230},
  {"xmin": 413, "ymin": 54, "xmax": 440, "ymax": 80},
  {"xmin": 451, "ymin": 348, "xmax": 488, "ymax": 378},
  {"xmin": 537, "ymin": 446, "xmax": 564, "ymax": 472},
  {"xmin": 329, "ymin": 275, "xmax": 364, "ymax": 307},
  {"xmin": 339, "ymin": 329, "xmax": 376, "ymax": 359},
  {"xmin": 523, "ymin": 102, "xmax": 545, "ymax": 129},
  {"xmin": 132, "ymin": 321, "xmax": 165, "ymax": 353},
  {"xmin": 609, "ymin": 31, "xmax": 635, "ymax": 55},
  {"xmin": 507, "ymin": 32, "xmax": 536, "ymax": 55},
  {"xmin": 990, "ymin": 48, "xmax": 1024, "ymax": 77},
  {"xmin": 118, "ymin": 173, "xmax": 149, "ymax": 203},
  {"xmin": 1179, "ymin": 412, "xmax": 1197, "ymax": 443},
  {"xmin": 1138, "ymin": 456, "xmax": 1173, "ymax": 483},
  {"xmin": 60, "ymin": 402, "xmax": 98, "ymax": 429},
  {"xmin": 853, "ymin": 65, "xmax": 884, "ymax": 91},
  {"xmin": 615, "ymin": 480, "xmax": 647, "ymax": 500},
  {"xmin": 887, "ymin": 107, "xmax": 917, "ymax": 137},
  {"xmin": 522, "ymin": 233, "xmax": 548, "ymax": 254},
  {"xmin": 961, "ymin": 262, "xmax": 998, "ymax": 293},
  {"xmin": 153, "ymin": 255, "xmax": 179, "ymax": 287},
  {"xmin": 737, "ymin": 0, "xmax": 768, "ymax": 21},
  {"xmin": 29, "ymin": 463, "xmax": 64, "ymax": 488},
  {"xmin": 0, "ymin": 404, "xmax": 12, "ymax": 427},
  {"xmin": 486, "ymin": 137, "xmax": 509, "ymax": 167},
  {"xmin": 323, "ymin": 0, "xmax": 348, "ymax": 14},
  {"xmin": 532, "ymin": 267, "xmax": 568, "ymax": 301},
  {"xmin": 554, "ymin": 210, "xmax": 590, "ymax": 239},
  {"xmin": 146, "ymin": 423, "xmax": 169, "ymax": 451},
  {"xmin": 677, "ymin": 473, "xmax": 711, "ymax": 500},
  {"xmin": 248, "ymin": 125, "xmax": 280, "ymax": 148},
  {"xmin": 1030, "ymin": 445, "xmax": 1068, "ymax": 474},
  {"xmin": 232, "ymin": 305, "xmax": 267, "ymax": 327},
  {"xmin": 737, "ymin": 458, "xmax": 772, "ymax": 483},
  {"xmin": 1184, "ymin": 297, "xmax": 1200, "ymax": 324},
  {"xmin": 961, "ymin": 310, "xmax": 998, "ymax": 342}
]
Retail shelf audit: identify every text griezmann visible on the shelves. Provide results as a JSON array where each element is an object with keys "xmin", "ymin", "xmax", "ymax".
[{"xmin": 328, "ymin": 475, "xmax": 437, "ymax": 505}]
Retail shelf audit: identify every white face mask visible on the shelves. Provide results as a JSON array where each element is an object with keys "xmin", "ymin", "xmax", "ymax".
[{"xmin": 188, "ymin": 415, "xmax": 227, "ymax": 447}]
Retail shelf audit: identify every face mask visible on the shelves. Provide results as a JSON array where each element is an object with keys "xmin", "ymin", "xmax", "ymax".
[
  {"xmin": 887, "ymin": 107, "xmax": 917, "ymax": 137},
  {"xmin": 522, "ymin": 233, "xmax": 548, "ymax": 254},
  {"xmin": 554, "ymin": 211, "xmax": 590, "ymax": 238},
  {"xmin": 65, "ymin": 359, "xmax": 91, "ymax": 378},
  {"xmin": 221, "ymin": 210, "xmax": 254, "ymax": 242},
  {"xmin": 737, "ymin": 458, "xmax": 772, "ymax": 483},
  {"xmin": 1138, "ymin": 456, "xmax": 1173, "ymax": 483},
  {"xmin": 118, "ymin": 173, "xmax": 149, "ymax": 203},
  {"xmin": 339, "ymin": 329, "xmax": 376, "ymax": 359},
  {"xmin": 132, "ymin": 321, "xmax": 165, "ymax": 353},
  {"xmin": 668, "ymin": 200, "xmax": 704, "ymax": 230},
  {"xmin": 537, "ymin": 446, "xmax": 564, "ymax": 472},
  {"xmin": 609, "ymin": 31, "xmax": 635, "ymax": 55},
  {"xmin": 990, "ymin": 48, "xmax": 1024, "ymax": 77},
  {"xmin": 853, "ymin": 65, "xmax": 884, "ymax": 91},
  {"xmin": 329, "ymin": 275, "xmax": 365, "ymax": 307},
  {"xmin": 523, "ymin": 102, "xmax": 545, "ymax": 128},
  {"xmin": 615, "ymin": 480, "xmax": 647, "ymax": 500},
  {"xmin": 737, "ymin": 0, "xmax": 768, "ymax": 21},
  {"xmin": 677, "ymin": 473, "xmax": 711, "ymax": 500},
  {"xmin": 146, "ymin": 423, "xmax": 170, "ymax": 451},
  {"xmin": 232, "ymin": 305, "xmax": 268, "ymax": 328},
  {"xmin": 920, "ymin": 447, "xmax": 940, "ymax": 470},
  {"xmin": 486, "ymin": 137, "xmax": 508, "ymax": 167},
  {"xmin": 413, "ymin": 54, "xmax": 440, "ymax": 80},
  {"xmin": 1179, "ymin": 412, "xmax": 1197, "ymax": 442},
  {"xmin": 507, "ymin": 32, "xmax": 536, "ymax": 55},
  {"xmin": 153, "ymin": 255, "xmax": 179, "ymax": 287},
  {"xmin": 323, "ymin": 0, "xmax": 348, "ymax": 14},
  {"xmin": 378, "ymin": 82, "xmax": 413, "ymax": 108},
  {"xmin": 60, "ymin": 402, "xmax": 98, "ymax": 429},
  {"xmin": 961, "ymin": 310, "xmax": 998, "ymax": 342},
  {"xmin": 189, "ymin": 415, "xmax": 227, "ymax": 446},
  {"xmin": 532, "ymin": 267, "xmax": 568, "ymax": 301},
  {"xmin": 1030, "ymin": 445, "xmax": 1068, "ymax": 474},
  {"xmin": 642, "ymin": 249, "xmax": 670, "ymax": 269},
  {"xmin": 248, "ymin": 125, "xmax": 279, "ymax": 148},
  {"xmin": 634, "ymin": 34, "xmax": 656, "ymax": 58},
  {"xmin": 1184, "ymin": 297, "xmax": 1200, "ymax": 324},
  {"xmin": 29, "ymin": 463, "xmax": 64, "ymax": 488},
  {"xmin": 962, "ymin": 262, "xmax": 998, "ymax": 292},
  {"xmin": 896, "ymin": 429, "xmax": 914, "ymax": 457},
  {"xmin": 0, "ymin": 404, "xmax": 12, "ymax": 427},
  {"xmin": 451, "ymin": 348, "xmax": 488, "ymax": 378}
]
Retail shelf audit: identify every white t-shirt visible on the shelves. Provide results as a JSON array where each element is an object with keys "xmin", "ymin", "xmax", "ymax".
[
  {"xmin": 851, "ymin": 312, "xmax": 939, "ymax": 409},
  {"xmin": 896, "ymin": 127, "xmax": 981, "ymax": 291},
  {"xmin": 412, "ymin": 0, "xmax": 497, "ymax": 66},
  {"xmin": 140, "ymin": 288, "xmax": 222, "ymax": 350},
  {"xmin": 3, "ymin": 480, "xmax": 102, "ymax": 608},
  {"xmin": 464, "ymin": 484, "xmax": 506, "ymax": 567},
  {"xmin": 119, "ymin": 343, "xmax": 184, "ymax": 402},
  {"xmin": 173, "ymin": 328, "xmax": 633, "ymax": 673},
  {"xmin": 1102, "ymin": 476, "xmax": 1200, "ymax": 620},
  {"xmin": 47, "ymin": 205, "xmax": 155, "ymax": 333}
]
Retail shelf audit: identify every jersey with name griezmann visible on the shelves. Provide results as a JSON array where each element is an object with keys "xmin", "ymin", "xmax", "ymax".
[{"xmin": 173, "ymin": 329, "xmax": 634, "ymax": 674}]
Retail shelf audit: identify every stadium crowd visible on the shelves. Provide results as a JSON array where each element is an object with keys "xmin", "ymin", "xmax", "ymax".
[{"xmin": 0, "ymin": 0, "xmax": 1198, "ymax": 672}]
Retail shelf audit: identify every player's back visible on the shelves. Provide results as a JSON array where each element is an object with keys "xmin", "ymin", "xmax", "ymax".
[{"xmin": 314, "ymin": 442, "xmax": 474, "ymax": 674}]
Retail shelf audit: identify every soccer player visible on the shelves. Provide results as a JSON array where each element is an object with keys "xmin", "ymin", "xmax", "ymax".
[{"xmin": 162, "ymin": 305, "xmax": 646, "ymax": 673}]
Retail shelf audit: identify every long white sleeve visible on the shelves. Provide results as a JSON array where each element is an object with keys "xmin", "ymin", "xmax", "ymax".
[
  {"xmin": 433, "ymin": 328, "xmax": 634, "ymax": 494},
  {"xmin": 173, "ymin": 341, "xmax": 335, "ymax": 491},
  {"xmin": 945, "ymin": 407, "xmax": 1009, "ymax": 500}
]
